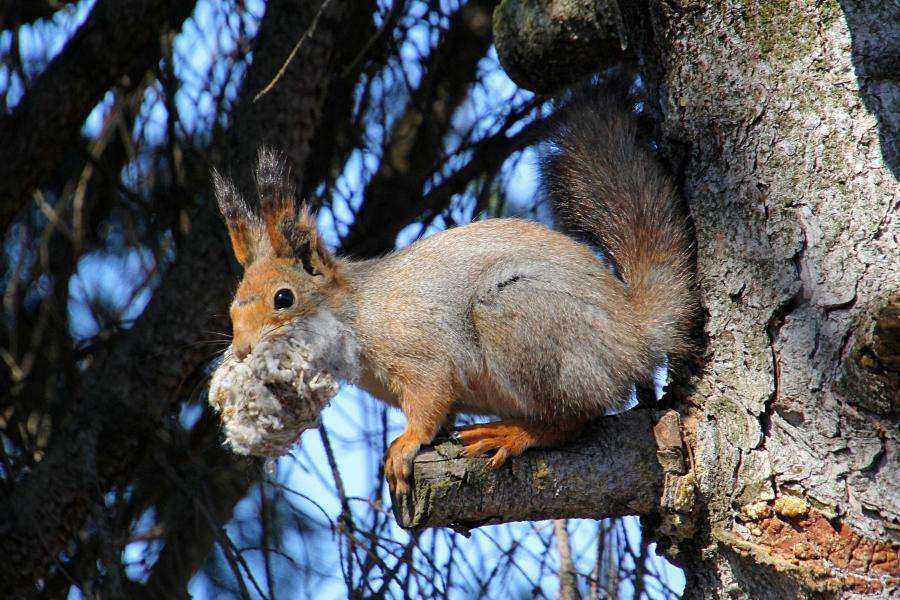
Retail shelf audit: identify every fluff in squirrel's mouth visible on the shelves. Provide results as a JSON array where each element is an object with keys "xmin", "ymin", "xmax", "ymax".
[{"xmin": 209, "ymin": 313, "xmax": 360, "ymax": 458}]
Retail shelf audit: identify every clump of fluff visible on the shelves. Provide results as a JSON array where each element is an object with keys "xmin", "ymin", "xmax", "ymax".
[{"xmin": 209, "ymin": 311, "xmax": 359, "ymax": 457}]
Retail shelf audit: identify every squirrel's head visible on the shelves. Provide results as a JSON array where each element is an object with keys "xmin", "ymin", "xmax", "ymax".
[{"xmin": 213, "ymin": 148, "xmax": 341, "ymax": 361}]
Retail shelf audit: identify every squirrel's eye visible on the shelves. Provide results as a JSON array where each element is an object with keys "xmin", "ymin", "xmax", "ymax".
[{"xmin": 273, "ymin": 288, "xmax": 295, "ymax": 310}]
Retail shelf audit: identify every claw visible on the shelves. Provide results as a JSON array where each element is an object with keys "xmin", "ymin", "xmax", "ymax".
[
  {"xmin": 455, "ymin": 419, "xmax": 586, "ymax": 471},
  {"xmin": 385, "ymin": 432, "xmax": 421, "ymax": 495},
  {"xmin": 392, "ymin": 478, "xmax": 409, "ymax": 495},
  {"xmin": 488, "ymin": 446, "xmax": 510, "ymax": 469}
]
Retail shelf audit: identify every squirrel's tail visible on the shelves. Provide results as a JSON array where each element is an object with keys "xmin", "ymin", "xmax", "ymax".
[{"xmin": 542, "ymin": 79, "xmax": 695, "ymax": 364}]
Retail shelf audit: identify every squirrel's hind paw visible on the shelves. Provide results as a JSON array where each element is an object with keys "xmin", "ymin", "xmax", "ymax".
[
  {"xmin": 456, "ymin": 421, "xmax": 534, "ymax": 469},
  {"xmin": 455, "ymin": 418, "xmax": 587, "ymax": 469}
]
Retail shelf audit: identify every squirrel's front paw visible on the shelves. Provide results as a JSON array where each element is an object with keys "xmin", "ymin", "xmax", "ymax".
[{"xmin": 385, "ymin": 433, "xmax": 421, "ymax": 495}]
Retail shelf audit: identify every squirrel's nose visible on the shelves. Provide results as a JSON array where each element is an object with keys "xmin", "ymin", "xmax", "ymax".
[{"xmin": 233, "ymin": 343, "xmax": 251, "ymax": 361}]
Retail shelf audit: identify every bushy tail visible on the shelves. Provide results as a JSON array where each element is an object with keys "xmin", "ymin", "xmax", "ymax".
[{"xmin": 542, "ymin": 80, "xmax": 695, "ymax": 362}]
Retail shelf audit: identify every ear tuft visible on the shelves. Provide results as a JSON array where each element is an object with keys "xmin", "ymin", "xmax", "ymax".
[
  {"xmin": 255, "ymin": 148, "xmax": 297, "ymax": 257},
  {"xmin": 253, "ymin": 148, "xmax": 338, "ymax": 278},
  {"xmin": 287, "ymin": 204, "xmax": 338, "ymax": 278},
  {"xmin": 213, "ymin": 169, "xmax": 262, "ymax": 267}
]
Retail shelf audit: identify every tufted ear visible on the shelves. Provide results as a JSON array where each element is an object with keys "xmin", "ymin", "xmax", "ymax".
[
  {"xmin": 255, "ymin": 147, "xmax": 297, "ymax": 258},
  {"xmin": 288, "ymin": 204, "xmax": 338, "ymax": 278},
  {"xmin": 255, "ymin": 148, "xmax": 337, "ymax": 277},
  {"xmin": 213, "ymin": 169, "xmax": 263, "ymax": 268}
]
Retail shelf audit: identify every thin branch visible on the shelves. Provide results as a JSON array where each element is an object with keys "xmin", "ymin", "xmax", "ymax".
[
  {"xmin": 340, "ymin": 0, "xmax": 498, "ymax": 258},
  {"xmin": 252, "ymin": 0, "xmax": 337, "ymax": 103},
  {"xmin": 555, "ymin": 519, "xmax": 581, "ymax": 600}
]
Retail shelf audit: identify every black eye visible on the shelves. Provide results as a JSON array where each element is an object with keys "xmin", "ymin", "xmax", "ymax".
[{"xmin": 273, "ymin": 288, "xmax": 295, "ymax": 310}]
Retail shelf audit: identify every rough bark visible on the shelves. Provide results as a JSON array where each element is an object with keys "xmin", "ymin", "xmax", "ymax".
[
  {"xmin": 422, "ymin": 0, "xmax": 899, "ymax": 597},
  {"xmin": 492, "ymin": 0, "xmax": 631, "ymax": 93},
  {"xmin": 392, "ymin": 411, "xmax": 663, "ymax": 530},
  {"xmin": 639, "ymin": 1, "xmax": 898, "ymax": 596}
]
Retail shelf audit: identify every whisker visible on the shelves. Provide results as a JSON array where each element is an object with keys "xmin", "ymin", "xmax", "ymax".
[
  {"xmin": 184, "ymin": 340, "xmax": 231, "ymax": 349},
  {"xmin": 196, "ymin": 347, "xmax": 231, "ymax": 371},
  {"xmin": 200, "ymin": 330, "xmax": 233, "ymax": 339},
  {"xmin": 173, "ymin": 340, "xmax": 231, "ymax": 354}
]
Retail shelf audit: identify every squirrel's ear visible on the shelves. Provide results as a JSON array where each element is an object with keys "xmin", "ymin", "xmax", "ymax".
[
  {"xmin": 255, "ymin": 148, "xmax": 337, "ymax": 278},
  {"xmin": 213, "ymin": 169, "xmax": 261, "ymax": 267},
  {"xmin": 288, "ymin": 204, "xmax": 338, "ymax": 278},
  {"xmin": 255, "ymin": 147, "xmax": 297, "ymax": 258}
]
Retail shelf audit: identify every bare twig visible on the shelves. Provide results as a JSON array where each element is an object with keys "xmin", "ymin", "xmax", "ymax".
[
  {"xmin": 252, "ymin": 0, "xmax": 337, "ymax": 103},
  {"xmin": 555, "ymin": 519, "xmax": 581, "ymax": 600}
]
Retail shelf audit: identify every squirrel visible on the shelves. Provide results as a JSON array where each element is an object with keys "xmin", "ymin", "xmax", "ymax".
[{"xmin": 213, "ymin": 81, "xmax": 695, "ymax": 495}]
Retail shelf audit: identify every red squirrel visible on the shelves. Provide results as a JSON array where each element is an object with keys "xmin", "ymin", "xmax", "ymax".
[{"xmin": 213, "ymin": 82, "xmax": 695, "ymax": 494}]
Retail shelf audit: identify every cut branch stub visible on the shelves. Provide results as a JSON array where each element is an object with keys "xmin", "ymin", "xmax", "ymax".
[
  {"xmin": 492, "ymin": 0, "xmax": 632, "ymax": 93},
  {"xmin": 391, "ymin": 410, "xmax": 663, "ymax": 531}
]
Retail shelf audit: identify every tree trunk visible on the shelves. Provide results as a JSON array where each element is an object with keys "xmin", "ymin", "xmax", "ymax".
[
  {"xmin": 401, "ymin": 1, "xmax": 899, "ymax": 597},
  {"xmin": 641, "ymin": 1, "xmax": 898, "ymax": 596}
]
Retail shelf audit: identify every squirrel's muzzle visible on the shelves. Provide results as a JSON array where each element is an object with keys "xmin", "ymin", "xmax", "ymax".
[{"xmin": 233, "ymin": 343, "xmax": 251, "ymax": 361}]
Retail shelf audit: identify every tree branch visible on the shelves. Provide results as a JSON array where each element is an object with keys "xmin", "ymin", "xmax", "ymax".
[
  {"xmin": 341, "ymin": 0, "xmax": 497, "ymax": 258},
  {"xmin": 133, "ymin": 419, "xmax": 261, "ymax": 599},
  {"xmin": 391, "ymin": 411, "xmax": 663, "ymax": 530},
  {"xmin": 0, "ymin": 0, "xmax": 197, "ymax": 232},
  {"xmin": 0, "ymin": 0, "xmax": 80, "ymax": 30},
  {"xmin": 223, "ymin": 0, "xmax": 350, "ymax": 186},
  {"xmin": 300, "ymin": 0, "xmax": 382, "ymax": 197}
]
